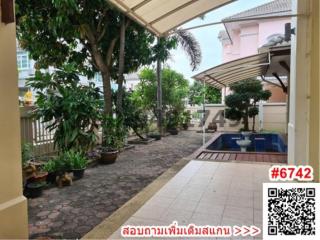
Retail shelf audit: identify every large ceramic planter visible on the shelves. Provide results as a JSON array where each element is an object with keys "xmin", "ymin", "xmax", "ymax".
[
  {"xmin": 168, "ymin": 128, "xmax": 178, "ymax": 135},
  {"xmin": 72, "ymin": 168, "xmax": 85, "ymax": 179},
  {"xmin": 100, "ymin": 150, "xmax": 118, "ymax": 164},
  {"xmin": 182, "ymin": 124, "xmax": 189, "ymax": 130}
]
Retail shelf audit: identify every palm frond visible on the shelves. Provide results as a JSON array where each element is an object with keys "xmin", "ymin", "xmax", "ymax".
[{"xmin": 174, "ymin": 29, "xmax": 202, "ymax": 71}]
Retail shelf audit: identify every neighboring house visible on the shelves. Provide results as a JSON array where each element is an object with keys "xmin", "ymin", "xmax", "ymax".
[
  {"xmin": 124, "ymin": 73, "xmax": 141, "ymax": 91},
  {"xmin": 218, "ymin": 0, "xmax": 291, "ymax": 102},
  {"xmin": 17, "ymin": 45, "xmax": 36, "ymax": 98}
]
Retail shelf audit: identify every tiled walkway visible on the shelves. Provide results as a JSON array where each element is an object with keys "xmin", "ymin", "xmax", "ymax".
[{"xmin": 110, "ymin": 161, "xmax": 272, "ymax": 239}]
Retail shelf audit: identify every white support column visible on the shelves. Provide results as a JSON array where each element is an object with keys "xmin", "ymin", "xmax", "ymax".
[{"xmin": 288, "ymin": 0, "xmax": 311, "ymax": 165}]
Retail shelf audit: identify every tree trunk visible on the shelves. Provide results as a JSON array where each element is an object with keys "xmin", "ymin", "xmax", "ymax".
[
  {"xmin": 116, "ymin": 17, "xmax": 126, "ymax": 116},
  {"xmin": 156, "ymin": 38, "xmax": 163, "ymax": 135},
  {"xmin": 252, "ymin": 103, "xmax": 256, "ymax": 132},
  {"xmin": 252, "ymin": 115, "xmax": 256, "ymax": 132},
  {"xmin": 101, "ymin": 71, "xmax": 112, "ymax": 116},
  {"xmin": 243, "ymin": 107, "xmax": 249, "ymax": 131}
]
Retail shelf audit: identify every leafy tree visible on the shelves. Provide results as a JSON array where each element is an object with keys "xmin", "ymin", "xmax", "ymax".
[
  {"xmin": 113, "ymin": 89, "xmax": 148, "ymax": 140},
  {"xmin": 133, "ymin": 68, "xmax": 189, "ymax": 117},
  {"xmin": 27, "ymin": 67, "xmax": 103, "ymax": 152},
  {"xmin": 225, "ymin": 79, "xmax": 271, "ymax": 131},
  {"xmin": 189, "ymin": 81, "xmax": 222, "ymax": 105},
  {"xmin": 16, "ymin": 0, "xmax": 155, "ymax": 116},
  {"xmin": 16, "ymin": 0, "xmax": 203, "ymax": 120}
]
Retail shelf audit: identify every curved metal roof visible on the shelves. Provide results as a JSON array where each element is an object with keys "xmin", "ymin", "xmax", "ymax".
[
  {"xmin": 108, "ymin": 0, "xmax": 234, "ymax": 36},
  {"xmin": 192, "ymin": 53, "xmax": 270, "ymax": 88}
]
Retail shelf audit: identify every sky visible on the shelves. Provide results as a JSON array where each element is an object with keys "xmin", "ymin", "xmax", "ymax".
[{"xmin": 167, "ymin": 0, "xmax": 272, "ymax": 83}]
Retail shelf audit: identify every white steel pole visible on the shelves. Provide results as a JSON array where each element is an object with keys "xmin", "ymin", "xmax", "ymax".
[{"xmin": 203, "ymin": 80, "xmax": 206, "ymax": 146}]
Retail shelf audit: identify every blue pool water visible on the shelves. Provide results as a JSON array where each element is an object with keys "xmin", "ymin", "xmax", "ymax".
[{"xmin": 207, "ymin": 133, "xmax": 287, "ymax": 153}]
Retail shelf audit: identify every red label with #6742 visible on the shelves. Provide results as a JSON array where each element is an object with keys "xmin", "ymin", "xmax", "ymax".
[{"xmin": 269, "ymin": 165, "xmax": 314, "ymax": 181}]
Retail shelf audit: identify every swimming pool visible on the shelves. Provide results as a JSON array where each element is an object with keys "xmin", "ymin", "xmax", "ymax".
[{"xmin": 206, "ymin": 133, "xmax": 287, "ymax": 153}]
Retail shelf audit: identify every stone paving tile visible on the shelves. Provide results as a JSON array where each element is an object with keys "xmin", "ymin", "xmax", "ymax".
[{"xmin": 28, "ymin": 131, "xmax": 210, "ymax": 239}]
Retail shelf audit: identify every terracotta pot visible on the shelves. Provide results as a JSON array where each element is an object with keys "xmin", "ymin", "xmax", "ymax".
[{"xmin": 100, "ymin": 150, "xmax": 118, "ymax": 164}]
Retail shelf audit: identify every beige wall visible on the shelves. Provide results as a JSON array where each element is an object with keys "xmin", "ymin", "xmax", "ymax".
[
  {"xmin": 187, "ymin": 103, "xmax": 287, "ymax": 133},
  {"xmin": 0, "ymin": 1, "xmax": 29, "ymax": 238},
  {"xmin": 309, "ymin": 0, "xmax": 320, "ymax": 182}
]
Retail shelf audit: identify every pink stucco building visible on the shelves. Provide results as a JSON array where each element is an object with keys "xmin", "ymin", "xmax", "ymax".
[{"xmin": 218, "ymin": 0, "xmax": 291, "ymax": 102}]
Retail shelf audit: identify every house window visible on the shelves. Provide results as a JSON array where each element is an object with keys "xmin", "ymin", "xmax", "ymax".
[{"xmin": 17, "ymin": 52, "xmax": 30, "ymax": 70}]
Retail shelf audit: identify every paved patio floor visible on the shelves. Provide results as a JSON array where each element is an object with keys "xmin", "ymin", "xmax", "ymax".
[
  {"xmin": 110, "ymin": 160, "xmax": 272, "ymax": 240},
  {"xmin": 28, "ymin": 131, "xmax": 210, "ymax": 239}
]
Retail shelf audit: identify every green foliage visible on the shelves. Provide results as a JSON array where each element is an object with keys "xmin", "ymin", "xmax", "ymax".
[
  {"xmin": 165, "ymin": 109, "xmax": 181, "ymax": 130},
  {"xmin": 27, "ymin": 67, "xmax": 103, "ymax": 152},
  {"xmin": 102, "ymin": 116, "xmax": 126, "ymax": 151},
  {"xmin": 16, "ymin": 0, "xmax": 153, "ymax": 76},
  {"xmin": 115, "ymin": 90, "xmax": 148, "ymax": 139},
  {"xmin": 64, "ymin": 150, "xmax": 88, "ymax": 170},
  {"xmin": 181, "ymin": 111, "xmax": 192, "ymax": 125},
  {"xmin": 44, "ymin": 151, "xmax": 88, "ymax": 173},
  {"xmin": 189, "ymin": 81, "xmax": 221, "ymax": 105},
  {"xmin": 225, "ymin": 79, "xmax": 271, "ymax": 131},
  {"xmin": 41, "ymin": 159, "xmax": 57, "ymax": 173},
  {"xmin": 42, "ymin": 155, "xmax": 69, "ymax": 174},
  {"xmin": 134, "ymin": 68, "xmax": 189, "ymax": 117},
  {"xmin": 152, "ymin": 30, "xmax": 202, "ymax": 71},
  {"xmin": 21, "ymin": 143, "xmax": 34, "ymax": 166}
]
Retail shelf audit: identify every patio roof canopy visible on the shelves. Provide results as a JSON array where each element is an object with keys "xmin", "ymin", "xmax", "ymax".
[
  {"xmin": 108, "ymin": 0, "xmax": 234, "ymax": 36},
  {"xmin": 192, "ymin": 53, "xmax": 270, "ymax": 89}
]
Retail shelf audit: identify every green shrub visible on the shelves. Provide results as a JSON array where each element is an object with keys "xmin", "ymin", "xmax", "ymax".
[
  {"xmin": 181, "ymin": 111, "xmax": 191, "ymax": 126},
  {"xmin": 41, "ymin": 159, "xmax": 57, "ymax": 173},
  {"xmin": 102, "ymin": 116, "xmax": 126, "ymax": 151},
  {"xmin": 27, "ymin": 68, "xmax": 103, "ymax": 152},
  {"xmin": 21, "ymin": 143, "xmax": 34, "ymax": 166},
  {"xmin": 65, "ymin": 150, "xmax": 88, "ymax": 170},
  {"xmin": 165, "ymin": 109, "xmax": 181, "ymax": 129}
]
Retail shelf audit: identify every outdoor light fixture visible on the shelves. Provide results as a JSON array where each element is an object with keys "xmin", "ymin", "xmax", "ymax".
[{"xmin": 1, "ymin": 0, "xmax": 15, "ymax": 24}]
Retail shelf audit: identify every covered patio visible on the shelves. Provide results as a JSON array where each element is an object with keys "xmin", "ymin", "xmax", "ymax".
[{"xmin": 85, "ymin": 154, "xmax": 270, "ymax": 239}]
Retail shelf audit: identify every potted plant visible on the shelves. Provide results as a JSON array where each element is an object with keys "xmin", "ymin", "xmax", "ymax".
[
  {"xmin": 181, "ymin": 111, "xmax": 191, "ymax": 130},
  {"xmin": 166, "ymin": 110, "xmax": 180, "ymax": 135},
  {"xmin": 25, "ymin": 181, "xmax": 46, "ymax": 198},
  {"xmin": 42, "ymin": 159, "xmax": 58, "ymax": 184},
  {"xmin": 100, "ymin": 116, "xmax": 126, "ymax": 164},
  {"xmin": 65, "ymin": 150, "xmax": 88, "ymax": 179}
]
